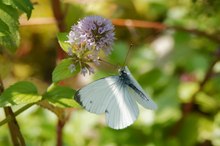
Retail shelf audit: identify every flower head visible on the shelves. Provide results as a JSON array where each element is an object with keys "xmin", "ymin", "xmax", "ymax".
[
  {"xmin": 66, "ymin": 16, "xmax": 115, "ymax": 75},
  {"xmin": 68, "ymin": 64, "xmax": 76, "ymax": 73}
]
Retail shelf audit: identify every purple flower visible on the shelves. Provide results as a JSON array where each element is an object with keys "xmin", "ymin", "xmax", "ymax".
[
  {"xmin": 66, "ymin": 16, "xmax": 115, "ymax": 75},
  {"xmin": 81, "ymin": 67, "xmax": 88, "ymax": 76},
  {"xmin": 68, "ymin": 16, "xmax": 115, "ymax": 56},
  {"xmin": 81, "ymin": 66, "xmax": 94, "ymax": 76},
  {"xmin": 68, "ymin": 64, "xmax": 76, "ymax": 73}
]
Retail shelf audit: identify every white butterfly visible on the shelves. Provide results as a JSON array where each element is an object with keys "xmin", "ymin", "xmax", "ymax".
[{"xmin": 74, "ymin": 66, "xmax": 157, "ymax": 129}]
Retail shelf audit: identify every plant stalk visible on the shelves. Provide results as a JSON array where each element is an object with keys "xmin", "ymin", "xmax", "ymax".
[{"xmin": 0, "ymin": 77, "xmax": 26, "ymax": 146}]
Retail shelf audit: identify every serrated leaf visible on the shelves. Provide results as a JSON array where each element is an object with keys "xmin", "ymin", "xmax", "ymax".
[
  {"xmin": 3, "ymin": 0, "xmax": 33, "ymax": 19},
  {"xmin": 57, "ymin": 32, "xmax": 71, "ymax": 53},
  {"xmin": 0, "ymin": 81, "xmax": 42, "ymax": 107},
  {"xmin": 0, "ymin": 3, "xmax": 20, "ymax": 52},
  {"xmin": 52, "ymin": 58, "xmax": 79, "ymax": 82},
  {"xmin": 12, "ymin": 0, "xmax": 33, "ymax": 19},
  {"xmin": 43, "ymin": 85, "xmax": 79, "ymax": 108},
  {"xmin": 0, "ymin": 19, "xmax": 9, "ymax": 36}
]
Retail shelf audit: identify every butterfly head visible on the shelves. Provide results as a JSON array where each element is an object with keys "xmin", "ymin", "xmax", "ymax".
[
  {"xmin": 119, "ymin": 66, "xmax": 130, "ymax": 74},
  {"xmin": 119, "ymin": 66, "xmax": 126, "ymax": 74},
  {"xmin": 119, "ymin": 66, "xmax": 132, "ymax": 78}
]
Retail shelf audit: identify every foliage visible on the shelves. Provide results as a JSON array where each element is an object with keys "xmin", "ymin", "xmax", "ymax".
[
  {"xmin": 0, "ymin": 81, "xmax": 41, "ymax": 107},
  {"xmin": 52, "ymin": 58, "xmax": 80, "ymax": 82},
  {"xmin": 43, "ymin": 84, "xmax": 79, "ymax": 108},
  {"xmin": 0, "ymin": 0, "xmax": 220, "ymax": 146},
  {"xmin": 0, "ymin": 0, "xmax": 33, "ymax": 52}
]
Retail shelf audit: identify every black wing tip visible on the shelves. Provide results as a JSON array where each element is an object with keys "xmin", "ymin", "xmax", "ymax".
[{"xmin": 74, "ymin": 90, "xmax": 83, "ymax": 106}]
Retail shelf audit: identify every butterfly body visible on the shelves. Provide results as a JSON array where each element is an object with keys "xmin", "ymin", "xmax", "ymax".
[{"xmin": 74, "ymin": 66, "xmax": 157, "ymax": 129}]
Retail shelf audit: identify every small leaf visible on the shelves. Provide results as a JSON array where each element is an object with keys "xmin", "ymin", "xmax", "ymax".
[
  {"xmin": 52, "ymin": 58, "xmax": 79, "ymax": 82},
  {"xmin": 0, "ymin": 81, "xmax": 42, "ymax": 107},
  {"xmin": 57, "ymin": 32, "xmax": 71, "ymax": 53},
  {"xmin": 43, "ymin": 85, "xmax": 79, "ymax": 108}
]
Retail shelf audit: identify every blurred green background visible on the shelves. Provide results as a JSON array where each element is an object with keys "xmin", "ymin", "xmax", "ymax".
[{"xmin": 1, "ymin": 0, "xmax": 220, "ymax": 146}]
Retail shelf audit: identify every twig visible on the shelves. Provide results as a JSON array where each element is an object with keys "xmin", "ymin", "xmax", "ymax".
[
  {"xmin": 171, "ymin": 47, "xmax": 220, "ymax": 135},
  {"xmin": 4, "ymin": 107, "xmax": 26, "ymax": 146},
  {"xmin": 185, "ymin": 48, "xmax": 220, "ymax": 113},
  {"xmin": 0, "ymin": 103, "xmax": 34, "ymax": 126},
  {"xmin": 57, "ymin": 119, "xmax": 65, "ymax": 146},
  {"xmin": 111, "ymin": 18, "xmax": 166, "ymax": 30},
  {"xmin": 51, "ymin": 1, "xmax": 69, "ymax": 146},
  {"xmin": 19, "ymin": 17, "xmax": 56, "ymax": 26},
  {"xmin": 0, "ymin": 77, "xmax": 3, "ymax": 93},
  {"xmin": 57, "ymin": 109, "xmax": 72, "ymax": 146},
  {"xmin": 51, "ymin": 0, "xmax": 67, "ymax": 61},
  {"xmin": 0, "ymin": 77, "xmax": 26, "ymax": 146},
  {"xmin": 168, "ymin": 26, "xmax": 220, "ymax": 44},
  {"xmin": 37, "ymin": 101, "xmax": 69, "ymax": 146},
  {"xmin": 112, "ymin": 19, "xmax": 220, "ymax": 43},
  {"xmin": 37, "ymin": 100, "xmax": 63, "ymax": 118},
  {"xmin": 20, "ymin": 17, "xmax": 220, "ymax": 44},
  {"xmin": 36, "ymin": 100, "xmax": 72, "ymax": 146},
  {"xmin": 51, "ymin": 0, "xmax": 66, "ymax": 32}
]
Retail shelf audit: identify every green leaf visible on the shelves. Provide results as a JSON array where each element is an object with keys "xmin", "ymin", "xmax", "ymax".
[
  {"xmin": 57, "ymin": 33, "xmax": 71, "ymax": 53},
  {"xmin": 3, "ymin": 0, "xmax": 33, "ymax": 19},
  {"xmin": 0, "ymin": 3, "xmax": 20, "ymax": 52},
  {"xmin": 0, "ymin": 0, "xmax": 33, "ymax": 51},
  {"xmin": 0, "ymin": 81, "xmax": 42, "ymax": 107},
  {"xmin": 43, "ymin": 85, "xmax": 80, "ymax": 108},
  {"xmin": 52, "ymin": 58, "xmax": 79, "ymax": 82},
  {"xmin": 12, "ymin": 0, "xmax": 33, "ymax": 19},
  {"xmin": 0, "ymin": 19, "xmax": 9, "ymax": 37}
]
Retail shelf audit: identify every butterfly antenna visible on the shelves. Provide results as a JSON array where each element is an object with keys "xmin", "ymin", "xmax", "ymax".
[
  {"xmin": 98, "ymin": 58, "xmax": 118, "ymax": 68},
  {"xmin": 123, "ymin": 43, "xmax": 133, "ymax": 67}
]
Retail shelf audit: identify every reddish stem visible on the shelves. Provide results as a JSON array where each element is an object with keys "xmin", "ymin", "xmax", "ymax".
[
  {"xmin": 51, "ymin": 1, "xmax": 69, "ymax": 146},
  {"xmin": 0, "ymin": 77, "xmax": 26, "ymax": 146},
  {"xmin": 51, "ymin": 0, "xmax": 66, "ymax": 61},
  {"xmin": 171, "ymin": 48, "xmax": 220, "ymax": 136},
  {"xmin": 56, "ymin": 119, "xmax": 65, "ymax": 146}
]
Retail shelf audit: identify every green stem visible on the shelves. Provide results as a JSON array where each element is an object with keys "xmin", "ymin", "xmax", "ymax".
[
  {"xmin": 0, "ymin": 103, "xmax": 34, "ymax": 126},
  {"xmin": 46, "ymin": 82, "xmax": 58, "ymax": 92},
  {"xmin": 0, "ymin": 81, "xmax": 58, "ymax": 127}
]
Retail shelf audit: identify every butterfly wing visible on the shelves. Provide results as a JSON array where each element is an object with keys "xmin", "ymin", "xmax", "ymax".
[
  {"xmin": 124, "ymin": 66, "xmax": 157, "ymax": 110},
  {"xmin": 74, "ymin": 75, "xmax": 139, "ymax": 129},
  {"xmin": 75, "ymin": 76, "xmax": 118, "ymax": 114},
  {"xmin": 105, "ymin": 84, "xmax": 139, "ymax": 129}
]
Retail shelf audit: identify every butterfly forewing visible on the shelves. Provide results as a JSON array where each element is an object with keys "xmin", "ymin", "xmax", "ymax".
[
  {"xmin": 75, "ymin": 76, "xmax": 119, "ymax": 114},
  {"xmin": 124, "ymin": 67, "xmax": 157, "ymax": 110}
]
